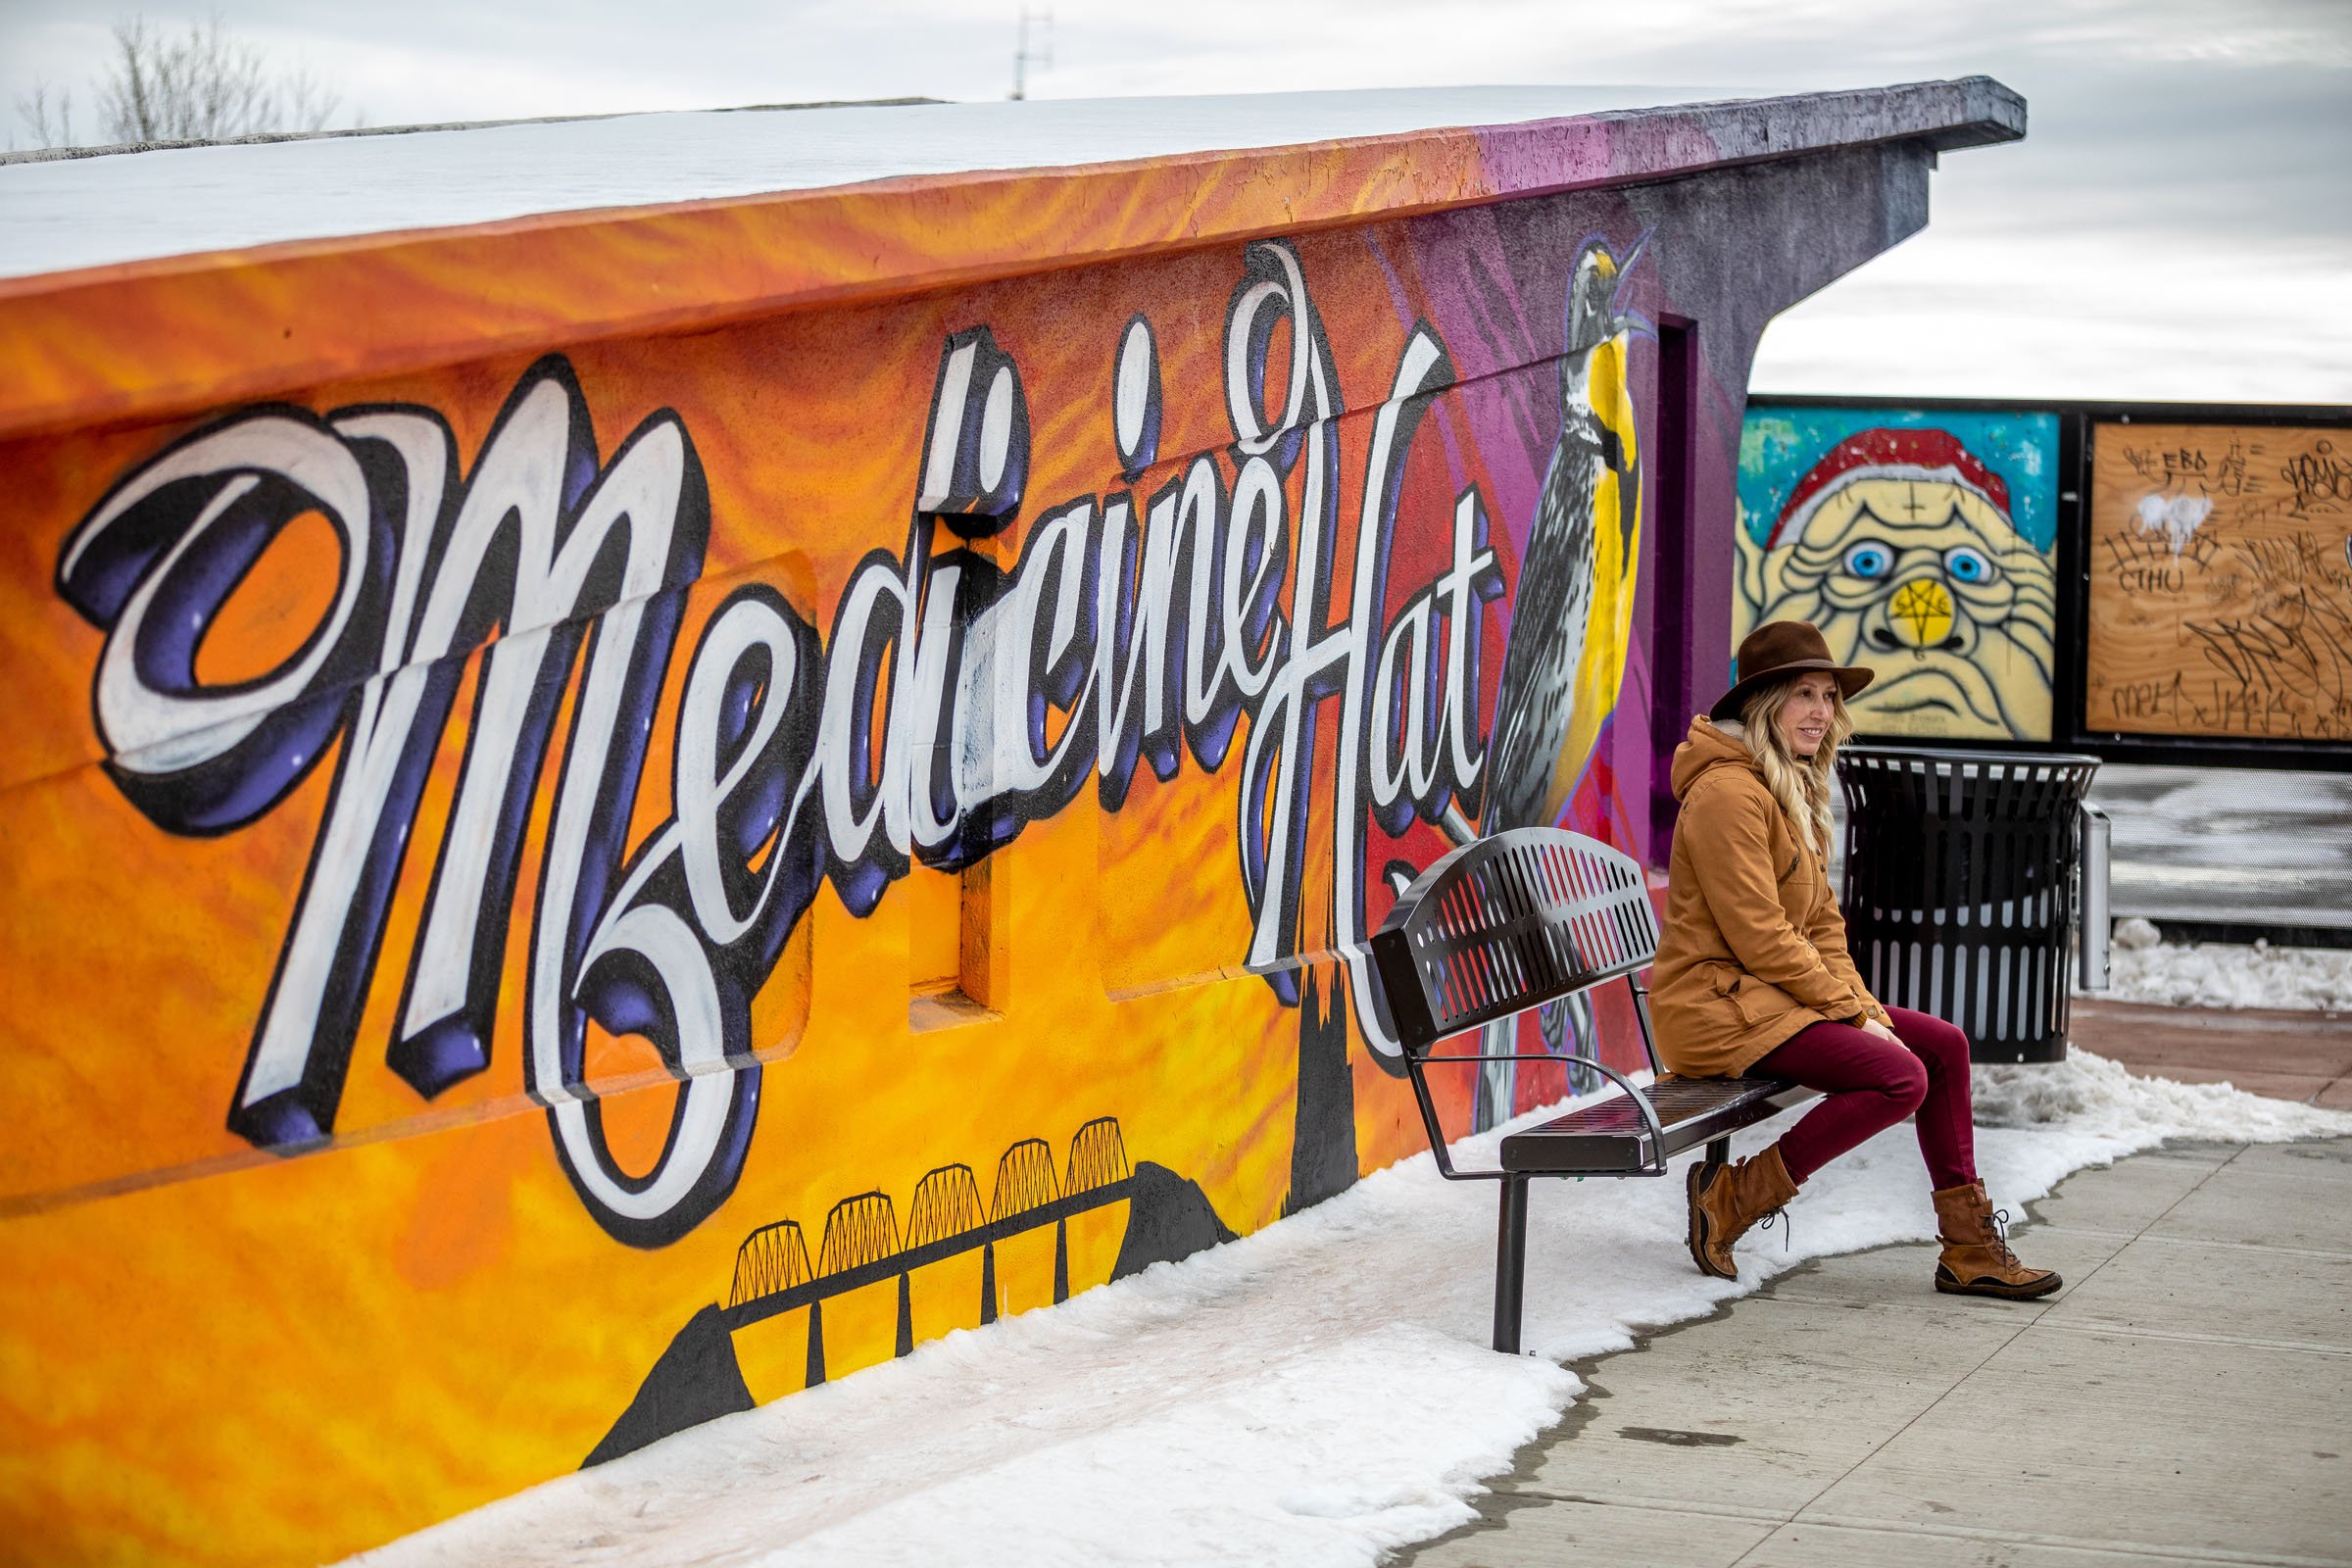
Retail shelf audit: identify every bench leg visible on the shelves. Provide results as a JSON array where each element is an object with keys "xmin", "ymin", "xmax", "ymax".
[
  {"xmin": 1703, "ymin": 1136, "xmax": 1731, "ymax": 1178},
  {"xmin": 1494, "ymin": 1176, "xmax": 1530, "ymax": 1354}
]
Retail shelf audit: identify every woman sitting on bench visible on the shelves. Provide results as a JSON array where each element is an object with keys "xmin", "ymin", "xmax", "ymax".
[{"xmin": 1650, "ymin": 619, "xmax": 2059, "ymax": 1300}]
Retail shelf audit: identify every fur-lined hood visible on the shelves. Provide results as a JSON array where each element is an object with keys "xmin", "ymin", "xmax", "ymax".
[{"xmin": 1669, "ymin": 714, "xmax": 1759, "ymax": 804}]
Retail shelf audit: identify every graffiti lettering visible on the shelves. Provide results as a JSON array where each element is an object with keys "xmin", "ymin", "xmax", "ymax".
[
  {"xmin": 57, "ymin": 239, "xmax": 1506, "ymax": 1243},
  {"xmin": 2122, "ymin": 443, "xmax": 2210, "ymax": 485},
  {"xmin": 2279, "ymin": 438, "xmax": 2352, "ymax": 514},
  {"xmin": 2088, "ymin": 422, "xmax": 2352, "ymax": 745},
  {"xmin": 2100, "ymin": 522, "xmax": 2218, "ymax": 597}
]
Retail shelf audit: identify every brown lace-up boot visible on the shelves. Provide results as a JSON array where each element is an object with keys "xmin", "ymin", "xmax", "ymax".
[
  {"xmin": 1933, "ymin": 1181, "xmax": 2061, "ymax": 1299},
  {"xmin": 1686, "ymin": 1145, "xmax": 1798, "ymax": 1280}
]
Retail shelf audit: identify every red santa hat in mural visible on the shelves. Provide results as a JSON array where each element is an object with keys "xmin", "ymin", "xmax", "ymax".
[{"xmin": 1768, "ymin": 426, "xmax": 2013, "ymax": 549}]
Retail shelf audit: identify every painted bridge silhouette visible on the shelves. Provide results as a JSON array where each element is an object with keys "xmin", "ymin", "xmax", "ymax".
[{"xmin": 721, "ymin": 1115, "xmax": 1134, "ymax": 1385}]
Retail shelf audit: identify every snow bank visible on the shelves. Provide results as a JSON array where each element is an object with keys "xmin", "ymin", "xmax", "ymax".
[
  {"xmin": 1975, "ymin": 1047, "xmax": 2347, "ymax": 1144},
  {"xmin": 350, "ymin": 1057, "xmax": 2350, "ymax": 1568},
  {"xmin": 2097, "ymin": 916, "xmax": 2352, "ymax": 1014}
]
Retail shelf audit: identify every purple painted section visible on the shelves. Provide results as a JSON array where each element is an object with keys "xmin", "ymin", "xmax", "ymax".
[
  {"xmin": 1402, "ymin": 136, "xmax": 1953, "ymax": 863},
  {"xmin": 1467, "ymin": 78, "xmax": 2022, "ymax": 200},
  {"xmin": 1348, "ymin": 106, "xmax": 1977, "ymax": 866}
]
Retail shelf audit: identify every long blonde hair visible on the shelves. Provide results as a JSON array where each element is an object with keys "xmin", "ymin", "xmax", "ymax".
[{"xmin": 1731, "ymin": 675, "xmax": 1852, "ymax": 853}]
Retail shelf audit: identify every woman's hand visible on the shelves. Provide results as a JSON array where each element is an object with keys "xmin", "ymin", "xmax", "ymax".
[{"xmin": 1860, "ymin": 1015, "xmax": 1900, "ymax": 1045}]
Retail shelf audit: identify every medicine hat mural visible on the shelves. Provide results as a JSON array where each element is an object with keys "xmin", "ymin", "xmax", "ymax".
[{"xmin": 0, "ymin": 81, "xmax": 2028, "ymax": 1567}]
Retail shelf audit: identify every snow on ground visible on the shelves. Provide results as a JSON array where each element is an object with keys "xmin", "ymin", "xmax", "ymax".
[
  {"xmin": 2099, "ymin": 917, "xmax": 2352, "ymax": 1014},
  {"xmin": 349, "ymin": 1056, "xmax": 2351, "ymax": 1568}
]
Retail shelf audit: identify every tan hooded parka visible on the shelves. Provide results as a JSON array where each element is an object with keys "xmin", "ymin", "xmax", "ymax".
[{"xmin": 1650, "ymin": 715, "xmax": 1889, "ymax": 1078}]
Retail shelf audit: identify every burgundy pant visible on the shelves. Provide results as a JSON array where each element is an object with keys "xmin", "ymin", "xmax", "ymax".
[{"xmin": 1754, "ymin": 1004, "xmax": 1977, "ymax": 1189}]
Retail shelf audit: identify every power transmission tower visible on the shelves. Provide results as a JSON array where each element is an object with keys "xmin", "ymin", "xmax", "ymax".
[{"xmin": 1010, "ymin": 10, "xmax": 1053, "ymax": 101}]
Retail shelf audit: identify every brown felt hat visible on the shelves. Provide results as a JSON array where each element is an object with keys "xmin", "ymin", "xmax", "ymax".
[{"xmin": 1709, "ymin": 619, "xmax": 1874, "ymax": 721}]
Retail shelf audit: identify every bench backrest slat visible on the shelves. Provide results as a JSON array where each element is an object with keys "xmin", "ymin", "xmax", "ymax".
[{"xmin": 1370, "ymin": 828, "xmax": 1658, "ymax": 1055}]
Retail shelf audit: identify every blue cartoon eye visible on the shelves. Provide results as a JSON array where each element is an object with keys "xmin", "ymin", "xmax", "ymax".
[
  {"xmin": 1841, "ymin": 541, "xmax": 1893, "ymax": 579},
  {"xmin": 1944, "ymin": 546, "xmax": 1993, "ymax": 584}
]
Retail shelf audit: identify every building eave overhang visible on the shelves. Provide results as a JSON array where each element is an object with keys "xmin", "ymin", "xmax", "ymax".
[{"xmin": 0, "ymin": 76, "xmax": 2023, "ymax": 444}]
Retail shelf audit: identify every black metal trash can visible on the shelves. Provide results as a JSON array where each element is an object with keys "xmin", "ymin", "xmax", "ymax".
[{"xmin": 1836, "ymin": 747, "xmax": 2101, "ymax": 1064}]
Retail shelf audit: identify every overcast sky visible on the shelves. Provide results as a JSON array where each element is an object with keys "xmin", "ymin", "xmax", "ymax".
[{"xmin": 4, "ymin": 0, "xmax": 2347, "ymax": 402}]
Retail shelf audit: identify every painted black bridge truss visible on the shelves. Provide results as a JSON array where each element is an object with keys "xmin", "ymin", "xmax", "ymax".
[{"xmin": 719, "ymin": 1115, "xmax": 1135, "ymax": 1385}]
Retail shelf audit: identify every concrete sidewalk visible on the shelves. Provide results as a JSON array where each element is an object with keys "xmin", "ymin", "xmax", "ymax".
[{"xmin": 1398, "ymin": 1136, "xmax": 2352, "ymax": 1567}]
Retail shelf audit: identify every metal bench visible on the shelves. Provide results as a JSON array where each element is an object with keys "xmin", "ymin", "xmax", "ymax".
[{"xmin": 1367, "ymin": 827, "xmax": 1821, "ymax": 1353}]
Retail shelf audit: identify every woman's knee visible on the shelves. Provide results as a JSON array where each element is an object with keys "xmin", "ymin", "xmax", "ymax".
[
  {"xmin": 1882, "ymin": 1053, "xmax": 1930, "ymax": 1114},
  {"xmin": 1824, "ymin": 1037, "xmax": 1928, "ymax": 1114},
  {"xmin": 1893, "ymin": 1008, "xmax": 1971, "ymax": 1075}
]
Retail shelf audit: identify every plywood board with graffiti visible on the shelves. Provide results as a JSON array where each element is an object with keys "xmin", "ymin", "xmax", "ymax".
[
  {"xmin": 1738, "ymin": 407, "xmax": 2061, "ymax": 741},
  {"xmin": 2084, "ymin": 421, "xmax": 2352, "ymax": 743}
]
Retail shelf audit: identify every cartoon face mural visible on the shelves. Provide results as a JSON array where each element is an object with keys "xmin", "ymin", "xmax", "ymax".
[{"xmin": 1738, "ymin": 412, "xmax": 2060, "ymax": 741}]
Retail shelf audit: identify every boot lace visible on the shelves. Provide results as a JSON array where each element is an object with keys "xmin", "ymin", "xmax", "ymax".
[
  {"xmin": 1988, "ymin": 1206, "xmax": 2022, "ymax": 1267},
  {"xmin": 1756, "ymin": 1206, "xmax": 1793, "ymax": 1252}
]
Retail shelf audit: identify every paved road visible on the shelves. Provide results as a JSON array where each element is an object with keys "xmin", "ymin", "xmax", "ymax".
[
  {"xmin": 2089, "ymin": 764, "xmax": 2352, "ymax": 931},
  {"xmin": 1402, "ymin": 1137, "xmax": 2352, "ymax": 1568},
  {"xmin": 1830, "ymin": 762, "xmax": 2352, "ymax": 934}
]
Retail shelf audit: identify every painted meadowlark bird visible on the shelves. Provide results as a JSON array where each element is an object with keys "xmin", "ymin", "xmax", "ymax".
[
  {"xmin": 1462, "ymin": 233, "xmax": 1650, "ymax": 1126},
  {"xmin": 1482, "ymin": 232, "xmax": 1649, "ymax": 837}
]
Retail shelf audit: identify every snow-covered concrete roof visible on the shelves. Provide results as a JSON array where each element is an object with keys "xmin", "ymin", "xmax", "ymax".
[
  {"xmin": 0, "ymin": 84, "xmax": 2019, "ymax": 282},
  {"xmin": 0, "ymin": 78, "xmax": 2023, "ymax": 446}
]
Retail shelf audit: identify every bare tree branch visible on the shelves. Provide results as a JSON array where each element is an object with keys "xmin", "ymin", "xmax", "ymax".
[
  {"xmin": 13, "ymin": 80, "xmax": 76, "ymax": 150},
  {"xmin": 276, "ymin": 64, "xmax": 343, "ymax": 135},
  {"xmin": 90, "ymin": 11, "xmax": 345, "ymax": 145}
]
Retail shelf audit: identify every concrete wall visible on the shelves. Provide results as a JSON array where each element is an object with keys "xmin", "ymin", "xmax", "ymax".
[{"xmin": 0, "ymin": 89, "xmax": 2007, "ymax": 1565}]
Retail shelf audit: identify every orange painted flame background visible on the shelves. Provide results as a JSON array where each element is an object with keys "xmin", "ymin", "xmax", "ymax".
[{"xmin": 0, "ymin": 147, "xmax": 1664, "ymax": 1566}]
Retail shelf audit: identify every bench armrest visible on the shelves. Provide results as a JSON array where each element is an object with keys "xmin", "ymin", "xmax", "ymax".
[{"xmin": 1406, "ymin": 1051, "xmax": 1666, "ymax": 1182}]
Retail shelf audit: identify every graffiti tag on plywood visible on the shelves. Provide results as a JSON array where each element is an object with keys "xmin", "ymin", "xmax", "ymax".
[{"xmin": 2086, "ymin": 422, "xmax": 2352, "ymax": 743}]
